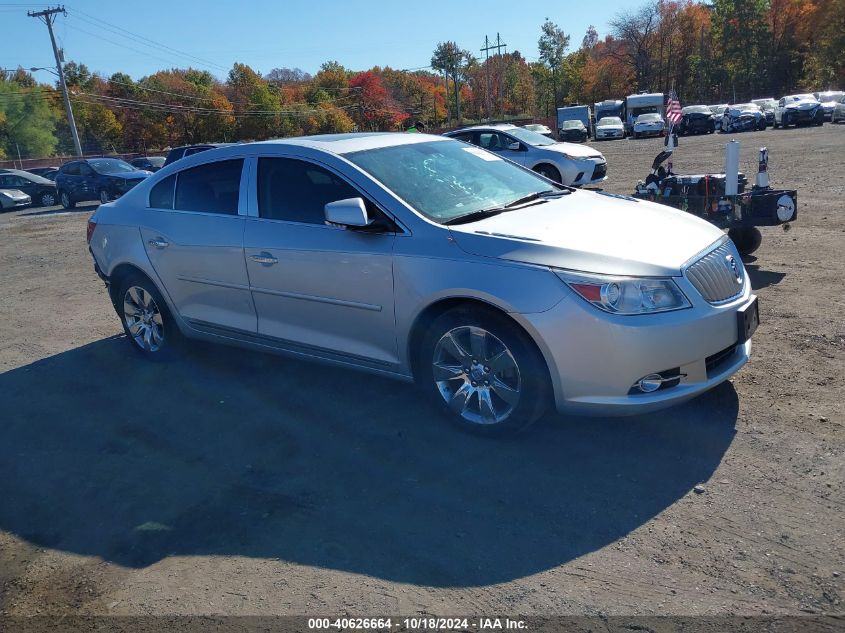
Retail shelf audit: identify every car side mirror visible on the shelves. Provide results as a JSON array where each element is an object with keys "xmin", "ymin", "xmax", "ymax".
[
  {"xmin": 507, "ymin": 142, "xmax": 521, "ymax": 151},
  {"xmin": 324, "ymin": 197, "xmax": 371, "ymax": 228}
]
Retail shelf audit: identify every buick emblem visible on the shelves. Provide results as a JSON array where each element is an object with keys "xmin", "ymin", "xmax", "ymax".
[{"xmin": 726, "ymin": 255, "xmax": 742, "ymax": 284}]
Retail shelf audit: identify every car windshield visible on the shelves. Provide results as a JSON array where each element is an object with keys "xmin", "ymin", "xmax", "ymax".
[
  {"xmin": 819, "ymin": 91, "xmax": 844, "ymax": 101},
  {"xmin": 597, "ymin": 117, "xmax": 622, "ymax": 125},
  {"xmin": 345, "ymin": 139, "xmax": 561, "ymax": 223},
  {"xmin": 637, "ymin": 113, "xmax": 662, "ymax": 122},
  {"xmin": 147, "ymin": 157, "xmax": 166, "ymax": 167},
  {"xmin": 89, "ymin": 158, "xmax": 136, "ymax": 174},
  {"xmin": 709, "ymin": 105, "xmax": 727, "ymax": 113},
  {"xmin": 735, "ymin": 104, "xmax": 760, "ymax": 111},
  {"xmin": 682, "ymin": 106, "xmax": 710, "ymax": 114},
  {"xmin": 502, "ymin": 127, "xmax": 556, "ymax": 146},
  {"xmin": 561, "ymin": 120, "xmax": 583, "ymax": 129},
  {"xmin": 788, "ymin": 94, "xmax": 817, "ymax": 102}
]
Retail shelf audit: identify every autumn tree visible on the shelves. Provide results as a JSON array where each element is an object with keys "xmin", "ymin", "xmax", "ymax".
[{"xmin": 537, "ymin": 19, "xmax": 570, "ymax": 107}]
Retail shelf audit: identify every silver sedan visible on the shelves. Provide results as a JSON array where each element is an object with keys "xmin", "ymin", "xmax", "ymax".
[{"xmin": 87, "ymin": 133, "xmax": 757, "ymax": 435}]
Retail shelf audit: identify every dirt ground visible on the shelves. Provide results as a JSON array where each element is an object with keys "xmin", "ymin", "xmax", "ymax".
[{"xmin": 0, "ymin": 124, "xmax": 842, "ymax": 619}]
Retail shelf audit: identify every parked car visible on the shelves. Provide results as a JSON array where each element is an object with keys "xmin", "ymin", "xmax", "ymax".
[
  {"xmin": 444, "ymin": 124, "xmax": 607, "ymax": 186},
  {"xmin": 55, "ymin": 158, "xmax": 152, "ymax": 208},
  {"xmin": 594, "ymin": 116, "xmax": 625, "ymax": 140},
  {"xmin": 721, "ymin": 103, "xmax": 767, "ymax": 133},
  {"xmin": 632, "ymin": 113, "xmax": 665, "ymax": 138},
  {"xmin": 815, "ymin": 91, "xmax": 845, "ymax": 121},
  {"xmin": 87, "ymin": 133, "xmax": 757, "ymax": 435},
  {"xmin": 831, "ymin": 95, "xmax": 845, "ymax": 123},
  {"xmin": 773, "ymin": 94, "xmax": 824, "ymax": 128},
  {"xmin": 522, "ymin": 123, "xmax": 554, "ymax": 138},
  {"xmin": 677, "ymin": 105, "xmax": 716, "ymax": 135},
  {"xmin": 0, "ymin": 169, "xmax": 58, "ymax": 207},
  {"xmin": 163, "ymin": 143, "xmax": 233, "ymax": 167},
  {"xmin": 709, "ymin": 104, "xmax": 729, "ymax": 131},
  {"xmin": 751, "ymin": 98, "xmax": 777, "ymax": 126},
  {"xmin": 0, "ymin": 188, "xmax": 31, "ymax": 210},
  {"xmin": 130, "ymin": 156, "xmax": 166, "ymax": 172},
  {"xmin": 557, "ymin": 119, "xmax": 588, "ymax": 142},
  {"xmin": 25, "ymin": 166, "xmax": 60, "ymax": 180}
]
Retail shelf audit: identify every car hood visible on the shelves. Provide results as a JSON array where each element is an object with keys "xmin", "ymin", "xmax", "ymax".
[
  {"xmin": 105, "ymin": 170, "xmax": 152, "ymax": 180},
  {"xmin": 0, "ymin": 189, "xmax": 30, "ymax": 200},
  {"xmin": 684, "ymin": 112, "xmax": 711, "ymax": 119},
  {"xmin": 784, "ymin": 100, "xmax": 819, "ymax": 110},
  {"xmin": 447, "ymin": 190, "xmax": 724, "ymax": 277},
  {"xmin": 635, "ymin": 120, "xmax": 664, "ymax": 127},
  {"xmin": 541, "ymin": 142, "xmax": 601, "ymax": 159}
]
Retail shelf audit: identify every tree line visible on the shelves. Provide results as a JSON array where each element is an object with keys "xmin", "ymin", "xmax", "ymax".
[{"xmin": 1, "ymin": 0, "xmax": 841, "ymax": 160}]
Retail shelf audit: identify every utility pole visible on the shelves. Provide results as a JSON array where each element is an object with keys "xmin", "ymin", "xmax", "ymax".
[
  {"xmin": 481, "ymin": 36, "xmax": 494, "ymax": 121},
  {"xmin": 494, "ymin": 33, "xmax": 507, "ymax": 120},
  {"xmin": 28, "ymin": 6, "xmax": 82, "ymax": 157}
]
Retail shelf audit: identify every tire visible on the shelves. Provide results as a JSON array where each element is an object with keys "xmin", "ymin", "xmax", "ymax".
[
  {"xmin": 634, "ymin": 131, "xmax": 640, "ymax": 139},
  {"xmin": 728, "ymin": 227, "xmax": 763, "ymax": 256},
  {"xmin": 99, "ymin": 189, "xmax": 111, "ymax": 205},
  {"xmin": 39, "ymin": 191, "xmax": 57, "ymax": 207},
  {"xmin": 534, "ymin": 164, "xmax": 562, "ymax": 184},
  {"xmin": 116, "ymin": 273, "xmax": 181, "ymax": 360},
  {"xmin": 420, "ymin": 306, "xmax": 550, "ymax": 437},
  {"xmin": 59, "ymin": 190, "xmax": 75, "ymax": 209}
]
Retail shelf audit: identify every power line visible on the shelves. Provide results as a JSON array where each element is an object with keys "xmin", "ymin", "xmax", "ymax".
[{"xmin": 66, "ymin": 5, "xmax": 229, "ymax": 72}]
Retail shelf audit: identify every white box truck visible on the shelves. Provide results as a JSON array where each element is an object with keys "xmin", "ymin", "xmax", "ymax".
[{"xmin": 624, "ymin": 93, "xmax": 664, "ymax": 134}]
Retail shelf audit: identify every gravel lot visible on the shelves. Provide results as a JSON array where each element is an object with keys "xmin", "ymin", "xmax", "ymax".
[{"xmin": 0, "ymin": 125, "xmax": 842, "ymax": 618}]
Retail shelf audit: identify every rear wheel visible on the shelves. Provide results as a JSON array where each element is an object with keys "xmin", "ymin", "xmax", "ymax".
[
  {"xmin": 59, "ymin": 190, "xmax": 75, "ymax": 209},
  {"xmin": 729, "ymin": 227, "xmax": 763, "ymax": 256},
  {"xmin": 39, "ymin": 191, "xmax": 57, "ymax": 207},
  {"xmin": 420, "ymin": 307, "xmax": 549, "ymax": 437},
  {"xmin": 534, "ymin": 164, "xmax": 562, "ymax": 184},
  {"xmin": 117, "ymin": 273, "xmax": 181, "ymax": 360}
]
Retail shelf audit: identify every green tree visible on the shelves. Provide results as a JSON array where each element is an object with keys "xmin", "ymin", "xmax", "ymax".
[
  {"xmin": 537, "ymin": 19, "xmax": 570, "ymax": 107},
  {"xmin": 0, "ymin": 79, "xmax": 58, "ymax": 159}
]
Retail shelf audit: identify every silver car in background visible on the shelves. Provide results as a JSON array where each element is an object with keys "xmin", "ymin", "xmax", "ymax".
[
  {"xmin": 0, "ymin": 188, "xmax": 31, "ymax": 210},
  {"xmin": 87, "ymin": 133, "xmax": 757, "ymax": 435},
  {"xmin": 444, "ymin": 124, "xmax": 607, "ymax": 186}
]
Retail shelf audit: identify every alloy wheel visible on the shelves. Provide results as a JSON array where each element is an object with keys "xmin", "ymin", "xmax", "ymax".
[
  {"xmin": 123, "ymin": 286, "xmax": 164, "ymax": 352},
  {"xmin": 432, "ymin": 326, "xmax": 521, "ymax": 425},
  {"xmin": 40, "ymin": 192, "xmax": 56, "ymax": 206}
]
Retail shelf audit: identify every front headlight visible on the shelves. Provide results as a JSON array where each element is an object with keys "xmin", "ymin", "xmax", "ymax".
[{"xmin": 554, "ymin": 270, "xmax": 691, "ymax": 315}]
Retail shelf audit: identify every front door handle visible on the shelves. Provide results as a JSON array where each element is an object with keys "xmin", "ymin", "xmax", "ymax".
[
  {"xmin": 148, "ymin": 238, "xmax": 169, "ymax": 249},
  {"xmin": 251, "ymin": 252, "xmax": 278, "ymax": 265}
]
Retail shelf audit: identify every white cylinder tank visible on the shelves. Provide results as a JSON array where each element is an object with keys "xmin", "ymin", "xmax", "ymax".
[{"xmin": 725, "ymin": 140, "xmax": 740, "ymax": 195}]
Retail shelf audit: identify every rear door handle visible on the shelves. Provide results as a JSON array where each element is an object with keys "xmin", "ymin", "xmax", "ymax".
[
  {"xmin": 148, "ymin": 238, "xmax": 169, "ymax": 249},
  {"xmin": 250, "ymin": 252, "xmax": 278, "ymax": 265}
]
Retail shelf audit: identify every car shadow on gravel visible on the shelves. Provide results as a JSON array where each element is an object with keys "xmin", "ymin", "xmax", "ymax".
[
  {"xmin": 747, "ymin": 265, "xmax": 787, "ymax": 290},
  {"xmin": 19, "ymin": 202, "xmax": 98, "ymax": 217},
  {"xmin": 0, "ymin": 335, "xmax": 738, "ymax": 587}
]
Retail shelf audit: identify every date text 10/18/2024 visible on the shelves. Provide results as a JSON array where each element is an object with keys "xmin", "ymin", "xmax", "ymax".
[{"xmin": 308, "ymin": 617, "xmax": 527, "ymax": 630}]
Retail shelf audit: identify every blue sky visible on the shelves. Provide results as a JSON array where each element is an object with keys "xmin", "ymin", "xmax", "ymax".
[{"xmin": 2, "ymin": 0, "xmax": 634, "ymax": 81}]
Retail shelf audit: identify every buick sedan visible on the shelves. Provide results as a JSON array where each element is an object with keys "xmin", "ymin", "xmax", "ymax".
[{"xmin": 87, "ymin": 133, "xmax": 757, "ymax": 435}]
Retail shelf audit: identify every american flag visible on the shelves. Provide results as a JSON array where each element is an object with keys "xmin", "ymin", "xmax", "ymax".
[{"xmin": 666, "ymin": 90, "xmax": 682, "ymax": 124}]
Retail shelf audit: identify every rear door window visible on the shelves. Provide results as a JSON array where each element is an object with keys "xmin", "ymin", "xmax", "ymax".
[
  {"xmin": 62, "ymin": 163, "xmax": 80, "ymax": 176},
  {"xmin": 149, "ymin": 174, "xmax": 176, "ymax": 209},
  {"xmin": 174, "ymin": 159, "xmax": 243, "ymax": 214}
]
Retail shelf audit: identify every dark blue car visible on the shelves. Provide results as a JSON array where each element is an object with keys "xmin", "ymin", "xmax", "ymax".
[{"xmin": 55, "ymin": 158, "xmax": 152, "ymax": 208}]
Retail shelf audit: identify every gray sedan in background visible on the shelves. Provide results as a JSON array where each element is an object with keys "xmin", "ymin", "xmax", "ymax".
[{"xmin": 87, "ymin": 133, "xmax": 757, "ymax": 435}]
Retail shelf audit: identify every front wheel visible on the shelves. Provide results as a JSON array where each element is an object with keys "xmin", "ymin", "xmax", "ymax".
[
  {"xmin": 421, "ymin": 308, "xmax": 549, "ymax": 436},
  {"xmin": 729, "ymin": 227, "xmax": 763, "ymax": 256},
  {"xmin": 59, "ymin": 190, "xmax": 75, "ymax": 209},
  {"xmin": 99, "ymin": 189, "xmax": 111, "ymax": 205},
  {"xmin": 117, "ymin": 274, "xmax": 181, "ymax": 360},
  {"xmin": 534, "ymin": 164, "xmax": 562, "ymax": 184}
]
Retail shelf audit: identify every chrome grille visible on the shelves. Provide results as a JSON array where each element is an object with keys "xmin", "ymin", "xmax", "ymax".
[{"xmin": 685, "ymin": 240, "xmax": 745, "ymax": 304}]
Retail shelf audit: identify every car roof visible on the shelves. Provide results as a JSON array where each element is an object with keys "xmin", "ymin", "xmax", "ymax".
[
  {"xmin": 446, "ymin": 124, "xmax": 518, "ymax": 134},
  {"xmin": 0, "ymin": 168, "xmax": 38, "ymax": 178},
  {"xmin": 256, "ymin": 132, "xmax": 449, "ymax": 155}
]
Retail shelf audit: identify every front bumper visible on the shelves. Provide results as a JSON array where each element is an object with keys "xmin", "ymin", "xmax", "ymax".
[
  {"xmin": 596, "ymin": 129, "xmax": 624, "ymax": 139},
  {"xmin": 2, "ymin": 196, "xmax": 31, "ymax": 209},
  {"xmin": 571, "ymin": 158, "xmax": 608, "ymax": 185},
  {"xmin": 520, "ymin": 273, "xmax": 754, "ymax": 416},
  {"xmin": 634, "ymin": 126, "xmax": 664, "ymax": 136}
]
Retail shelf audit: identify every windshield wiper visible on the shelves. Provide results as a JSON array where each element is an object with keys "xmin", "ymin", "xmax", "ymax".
[
  {"xmin": 443, "ymin": 189, "xmax": 571, "ymax": 226},
  {"xmin": 443, "ymin": 209, "xmax": 507, "ymax": 225}
]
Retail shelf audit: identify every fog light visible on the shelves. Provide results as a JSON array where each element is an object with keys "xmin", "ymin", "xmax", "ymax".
[{"xmin": 637, "ymin": 374, "xmax": 664, "ymax": 393}]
